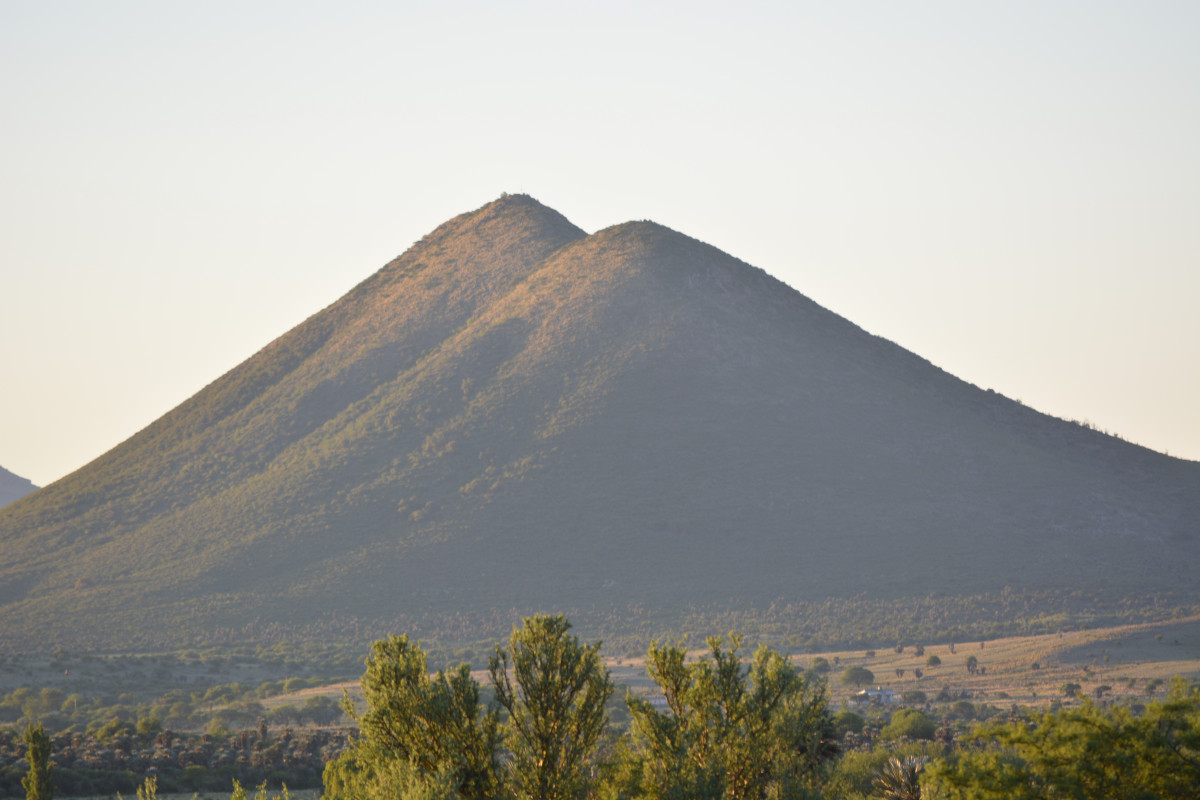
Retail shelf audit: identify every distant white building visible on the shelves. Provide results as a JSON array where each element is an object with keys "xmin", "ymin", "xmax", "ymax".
[{"xmin": 850, "ymin": 687, "xmax": 899, "ymax": 705}]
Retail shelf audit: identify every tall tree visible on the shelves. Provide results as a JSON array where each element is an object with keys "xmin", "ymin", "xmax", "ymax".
[
  {"xmin": 621, "ymin": 635, "xmax": 837, "ymax": 800},
  {"xmin": 488, "ymin": 614, "xmax": 613, "ymax": 800},
  {"xmin": 326, "ymin": 635, "xmax": 500, "ymax": 800},
  {"xmin": 22, "ymin": 723, "xmax": 52, "ymax": 800}
]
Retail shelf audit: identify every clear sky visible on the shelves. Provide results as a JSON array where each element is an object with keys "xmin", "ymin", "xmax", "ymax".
[{"xmin": 2, "ymin": 1, "xmax": 1198, "ymax": 487}]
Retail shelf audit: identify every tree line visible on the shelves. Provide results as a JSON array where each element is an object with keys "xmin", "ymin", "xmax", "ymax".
[
  {"xmin": 11, "ymin": 613, "xmax": 1200, "ymax": 799},
  {"xmin": 324, "ymin": 614, "xmax": 837, "ymax": 800},
  {"xmin": 321, "ymin": 614, "xmax": 1200, "ymax": 800}
]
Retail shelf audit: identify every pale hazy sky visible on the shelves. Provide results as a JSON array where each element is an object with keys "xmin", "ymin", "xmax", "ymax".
[{"xmin": 2, "ymin": 1, "xmax": 1198, "ymax": 487}]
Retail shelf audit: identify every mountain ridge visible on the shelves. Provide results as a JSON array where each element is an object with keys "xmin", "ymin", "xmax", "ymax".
[
  {"xmin": 1, "ymin": 194, "xmax": 1196, "ymax": 651},
  {"xmin": 0, "ymin": 466, "xmax": 37, "ymax": 510}
]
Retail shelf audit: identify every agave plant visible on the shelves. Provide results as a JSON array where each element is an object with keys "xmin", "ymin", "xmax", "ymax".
[{"xmin": 873, "ymin": 755, "xmax": 928, "ymax": 800}]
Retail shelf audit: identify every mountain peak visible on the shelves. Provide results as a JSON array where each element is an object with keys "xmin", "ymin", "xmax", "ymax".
[
  {"xmin": 487, "ymin": 191, "xmax": 551, "ymax": 212},
  {"xmin": 1, "ymin": 198, "xmax": 1196, "ymax": 651},
  {"xmin": 463, "ymin": 192, "xmax": 583, "ymax": 236}
]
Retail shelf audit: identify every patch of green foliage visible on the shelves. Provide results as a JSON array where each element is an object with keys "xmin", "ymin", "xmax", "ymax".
[
  {"xmin": 880, "ymin": 709, "xmax": 937, "ymax": 741},
  {"xmin": 22, "ymin": 724, "xmax": 52, "ymax": 800},
  {"xmin": 926, "ymin": 676, "xmax": 1200, "ymax": 798},
  {"xmin": 326, "ymin": 616, "xmax": 839, "ymax": 800}
]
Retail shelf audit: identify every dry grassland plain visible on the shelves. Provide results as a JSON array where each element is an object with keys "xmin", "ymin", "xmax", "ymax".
[{"xmin": 270, "ymin": 616, "xmax": 1200, "ymax": 715}]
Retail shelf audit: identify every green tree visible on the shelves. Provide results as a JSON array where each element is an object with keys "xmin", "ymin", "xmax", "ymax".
[
  {"xmin": 133, "ymin": 776, "xmax": 158, "ymax": 800},
  {"xmin": 324, "ymin": 758, "xmax": 460, "ymax": 800},
  {"xmin": 620, "ymin": 635, "xmax": 837, "ymax": 800},
  {"xmin": 326, "ymin": 634, "xmax": 500, "ymax": 800},
  {"xmin": 135, "ymin": 716, "xmax": 163, "ymax": 742},
  {"xmin": 825, "ymin": 743, "xmax": 944, "ymax": 800},
  {"xmin": 880, "ymin": 709, "xmax": 936, "ymax": 741},
  {"xmin": 950, "ymin": 700, "xmax": 975, "ymax": 720},
  {"xmin": 926, "ymin": 677, "xmax": 1200, "ymax": 799},
  {"xmin": 229, "ymin": 780, "xmax": 296, "ymax": 800},
  {"xmin": 840, "ymin": 666, "xmax": 875, "ymax": 688},
  {"xmin": 488, "ymin": 614, "xmax": 613, "ymax": 800},
  {"xmin": 300, "ymin": 695, "xmax": 342, "ymax": 725},
  {"xmin": 22, "ymin": 723, "xmax": 53, "ymax": 800},
  {"xmin": 833, "ymin": 709, "xmax": 865, "ymax": 736},
  {"xmin": 874, "ymin": 756, "xmax": 927, "ymax": 800}
]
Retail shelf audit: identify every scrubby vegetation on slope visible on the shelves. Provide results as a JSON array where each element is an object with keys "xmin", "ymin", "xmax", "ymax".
[{"xmin": 1, "ymin": 195, "xmax": 1196, "ymax": 651}]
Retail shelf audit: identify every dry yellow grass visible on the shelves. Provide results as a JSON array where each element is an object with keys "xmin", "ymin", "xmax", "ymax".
[
  {"xmin": 797, "ymin": 615, "xmax": 1200, "ymax": 709},
  {"xmin": 262, "ymin": 616, "xmax": 1200, "ymax": 715}
]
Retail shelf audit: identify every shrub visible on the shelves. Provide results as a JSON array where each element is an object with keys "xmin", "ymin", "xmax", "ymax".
[
  {"xmin": 833, "ymin": 709, "xmax": 864, "ymax": 736},
  {"xmin": 950, "ymin": 700, "xmax": 976, "ymax": 719},
  {"xmin": 880, "ymin": 709, "xmax": 936, "ymax": 741}
]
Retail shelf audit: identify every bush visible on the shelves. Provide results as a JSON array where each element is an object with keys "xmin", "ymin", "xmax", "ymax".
[
  {"xmin": 832, "ymin": 710, "xmax": 864, "ymax": 736},
  {"xmin": 135, "ymin": 717, "xmax": 162, "ymax": 738},
  {"xmin": 93, "ymin": 717, "xmax": 135, "ymax": 742},
  {"xmin": 205, "ymin": 718, "xmax": 231, "ymax": 738},
  {"xmin": 902, "ymin": 690, "xmax": 927, "ymax": 705},
  {"xmin": 950, "ymin": 700, "xmax": 976, "ymax": 719},
  {"xmin": 825, "ymin": 742, "xmax": 946, "ymax": 799},
  {"xmin": 880, "ymin": 709, "xmax": 936, "ymax": 741}
]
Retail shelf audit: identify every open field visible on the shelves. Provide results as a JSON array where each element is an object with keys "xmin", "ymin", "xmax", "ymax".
[
  {"xmin": 262, "ymin": 615, "xmax": 1200, "ymax": 716},
  {"xmin": 798, "ymin": 614, "xmax": 1200, "ymax": 710}
]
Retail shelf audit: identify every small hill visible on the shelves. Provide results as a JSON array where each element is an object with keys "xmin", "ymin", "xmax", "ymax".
[
  {"xmin": 0, "ymin": 195, "xmax": 1197, "ymax": 651},
  {"xmin": 0, "ymin": 466, "xmax": 36, "ymax": 509}
]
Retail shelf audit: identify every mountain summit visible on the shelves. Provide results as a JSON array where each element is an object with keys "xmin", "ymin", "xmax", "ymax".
[{"xmin": 1, "ymin": 195, "xmax": 1197, "ymax": 650}]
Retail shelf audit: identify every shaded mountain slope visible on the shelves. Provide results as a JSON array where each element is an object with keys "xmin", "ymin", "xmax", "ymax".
[
  {"xmin": 0, "ymin": 466, "xmax": 36, "ymax": 509},
  {"xmin": 1, "ymin": 195, "xmax": 1197, "ymax": 650}
]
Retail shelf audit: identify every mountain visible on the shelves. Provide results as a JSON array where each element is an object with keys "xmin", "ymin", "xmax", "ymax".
[
  {"xmin": 1, "ymin": 195, "xmax": 1197, "ymax": 651},
  {"xmin": 0, "ymin": 466, "xmax": 37, "ymax": 509}
]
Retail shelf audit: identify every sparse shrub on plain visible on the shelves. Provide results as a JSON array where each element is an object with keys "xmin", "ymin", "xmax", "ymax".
[{"xmin": 841, "ymin": 666, "xmax": 876, "ymax": 687}]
